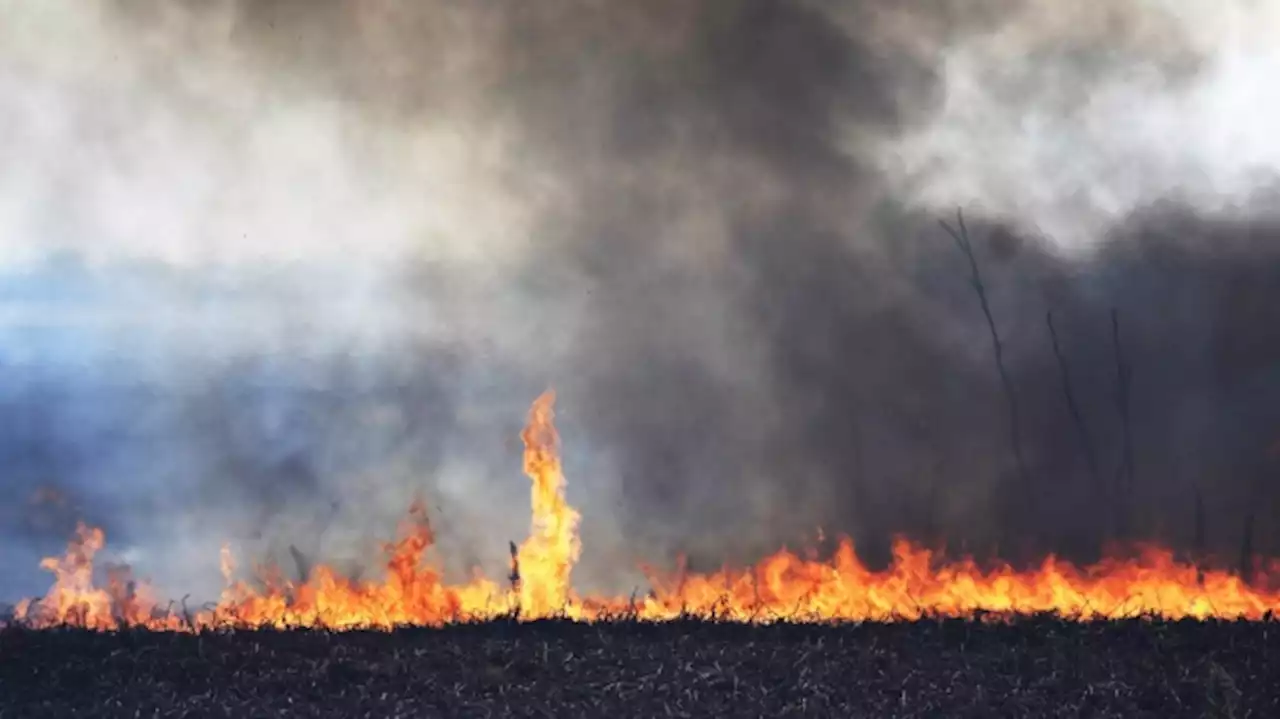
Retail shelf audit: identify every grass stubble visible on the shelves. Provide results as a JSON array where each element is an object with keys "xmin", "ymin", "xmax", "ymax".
[{"xmin": 1, "ymin": 613, "xmax": 1276, "ymax": 719}]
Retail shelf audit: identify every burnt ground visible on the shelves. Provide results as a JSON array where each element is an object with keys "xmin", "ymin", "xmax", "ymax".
[{"xmin": 0, "ymin": 617, "xmax": 1276, "ymax": 718}]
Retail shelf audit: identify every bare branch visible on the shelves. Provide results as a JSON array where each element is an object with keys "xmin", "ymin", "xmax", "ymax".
[
  {"xmin": 1110, "ymin": 308, "xmax": 1135, "ymax": 538},
  {"xmin": 1046, "ymin": 311, "xmax": 1102, "ymax": 499},
  {"xmin": 940, "ymin": 209, "xmax": 1032, "ymax": 512}
]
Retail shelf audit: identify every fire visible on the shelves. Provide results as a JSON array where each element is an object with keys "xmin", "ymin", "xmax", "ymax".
[
  {"xmin": 13, "ymin": 523, "xmax": 179, "ymax": 630},
  {"xmin": 8, "ymin": 391, "xmax": 1280, "ymax": 630},
  {"xmin": 514, "ymin": 390, "xmax": 582, "ymax": 618}
]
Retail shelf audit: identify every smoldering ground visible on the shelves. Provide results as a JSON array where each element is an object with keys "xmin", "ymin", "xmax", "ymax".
[{"xmin": 4, "ymin": 0, "xmax": 1280, "ymax": 604}]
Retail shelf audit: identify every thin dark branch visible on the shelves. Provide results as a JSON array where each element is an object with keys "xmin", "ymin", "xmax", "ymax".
[
  {"xmin": 1046, "ymin": 312, "xmax": 1102, "ymax": 497},
  {"xmin": 1193, "ymin": 485, "xmax": 1206, "ymax": 585},
  {"xmin": 508, "ymin": 540, "xmax": 521, "ymax": 592},
  {"xmin": 288, "ymin": 545, "xmax": 311, "ymax": 584},
  {"xmin": 1193, "ymin": 486, "xmax": 1206, "ymax": 555},
  {"xmin": 849, "ymin": 414, "xmax": 867, "ymax": 542},
  {"xmin": 1239, "ymin": 511, "xmax": 1256, "ymax": 585},
  {"xmin": 1110, "ymin": 308, "xmax": 1135, "ymax": 539},
  {"xmin": 940, "ymin": 209, "xmax": 1032, "ymax": 498}
]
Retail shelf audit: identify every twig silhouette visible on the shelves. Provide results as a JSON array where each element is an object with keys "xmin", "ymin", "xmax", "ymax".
[
  {"xmin": 1110, "ymin": 308, "xmax": 1135, "ymax": 538},
  {"xmin": 288, "ymin": 545, "xmax": 311, "ymax": 584},
  {"xmin": 939, "ymin": 209, "xmax": 1032, "ymax": 525},
  {"xmin": 1240, "ymin": 511, "xmax": 1256, "ymax": 585},
  {"xmin": 507, "ymin": 540, "xmax": 521, "ymax": 591},
  {"xmin": 1046, "ymin": 312, "xmax": 1103, "ymax": 499},
  {"xmin": 1194, "ymin": 485, "xmax": 1206, "ymax": 585}
]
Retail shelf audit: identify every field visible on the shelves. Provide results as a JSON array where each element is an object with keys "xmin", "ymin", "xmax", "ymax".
[
  {"xmin": 1, "ymin": 617, "xmax": 1276, "ymax": 718},
  {"xmin": 4, "ymin": 394, "xmax": 1279, "ymax": 717}
]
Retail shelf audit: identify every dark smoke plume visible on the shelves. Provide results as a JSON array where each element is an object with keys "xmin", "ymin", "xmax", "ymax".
[{"xmin": 4, "ymin": 0, "xmax": 1280, "ymax": 602}]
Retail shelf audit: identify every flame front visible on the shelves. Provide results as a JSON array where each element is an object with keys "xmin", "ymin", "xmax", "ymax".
[
  {"xmin": 514, "ymin": 390, "xmax": 582, "ymax": 618},
  {"xmin": 10, "ymin": 392, "xmax": 1280, "ymax": 630}
]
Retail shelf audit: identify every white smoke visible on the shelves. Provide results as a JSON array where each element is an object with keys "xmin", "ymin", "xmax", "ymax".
[
  {"xmin": 12, "ymin": 0, "xmax": 1280, "ymax": 606},
  {"xmin": 0, "ymin": 0, "xmax": 582, "ymax": 601},
  {"xmin": 876, "ymin": 0, "xmax": 1280, "ymax": 254},
  {"xmin": 0, "ymin": 0, "xmax": 539, "ymax": 272}
]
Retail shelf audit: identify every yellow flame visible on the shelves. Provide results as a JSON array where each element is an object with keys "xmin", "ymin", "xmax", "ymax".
[
  {"xmin": 10, "ymin": 391, "xmax": 1280, "ymax": 631},
  {"xmin": 515, "ymin": 390, "xmax": 582, "ymax": 618}
]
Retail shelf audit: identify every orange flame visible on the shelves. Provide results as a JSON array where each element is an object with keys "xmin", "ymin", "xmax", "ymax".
[
  {"xmin": 514, "ymin": 390, "xmax": 582, "ymax": 618},
  {"xmin": 9, "ymin": 391, "xmax": 1280, "ymax": 630},
  {"xmin": 12, "ymin": 523, "xmax": 179, "ymax": 630}
]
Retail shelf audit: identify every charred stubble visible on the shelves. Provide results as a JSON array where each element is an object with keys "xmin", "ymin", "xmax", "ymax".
[{"xmin": 1, "ymin": 619, "xmax": 1276, "ymax": 719}]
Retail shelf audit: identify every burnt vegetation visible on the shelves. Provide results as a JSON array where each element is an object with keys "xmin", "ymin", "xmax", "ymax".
[
  {"xmin": 6, "ymin": 3, "xmax": 1280, "ymax": 716},
  {"xmin": 1, "ymin": 617, "xmax": 1277, "ymax": 718}
]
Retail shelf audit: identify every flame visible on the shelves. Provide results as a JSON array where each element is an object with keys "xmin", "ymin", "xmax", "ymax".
[
  {"xmin": 9, "ymin": 391, "xmax": 1280, "ymax": 630},
  {"xmin": 514, "ymin": 390, "xmax": 582, "ymax": 618},
  {"xmin": 12, "ymin": 523, "xmax": 180, "ymax": 630}
]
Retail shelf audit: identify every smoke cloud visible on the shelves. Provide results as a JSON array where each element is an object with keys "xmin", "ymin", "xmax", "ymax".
[
  {"xmin": 879, "ymin": 0, "xmax": 1280, "ymax": 251},
  {"xmin": 4, "ymin": 0, "xmax": 1280, "ymax": 604}
]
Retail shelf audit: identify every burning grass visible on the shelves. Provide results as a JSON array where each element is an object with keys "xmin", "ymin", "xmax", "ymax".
[
  {"xmin": 6, "ymin": 391, "xmax": 1280, "ymax": 631},
  {"xmin": 5, "ymin": 394, "xmax": 1280, "ymax": 717}
]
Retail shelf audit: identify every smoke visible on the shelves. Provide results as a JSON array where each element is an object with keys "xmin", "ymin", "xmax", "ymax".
[
  {"xmin": 878, "ymin": 0, "xmax": 1280, "ymax": 252},
  {"xmin": 4, "ymin": 0, "xmax": 1280, "ymax": 603},
  {"xmin": 0, "ymin": 0, "xmax": 568, "ymax": 599}
]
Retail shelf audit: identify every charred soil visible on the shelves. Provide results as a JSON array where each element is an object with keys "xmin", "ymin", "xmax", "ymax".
[{"xmin": 1, "ymin": 617, "xmax": 1277, "ymax": 718}]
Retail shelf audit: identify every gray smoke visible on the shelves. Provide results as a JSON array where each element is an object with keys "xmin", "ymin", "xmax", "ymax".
[{"xmin": 3, "ymin": 0, "xmax": 1280, "ymax": 604}]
